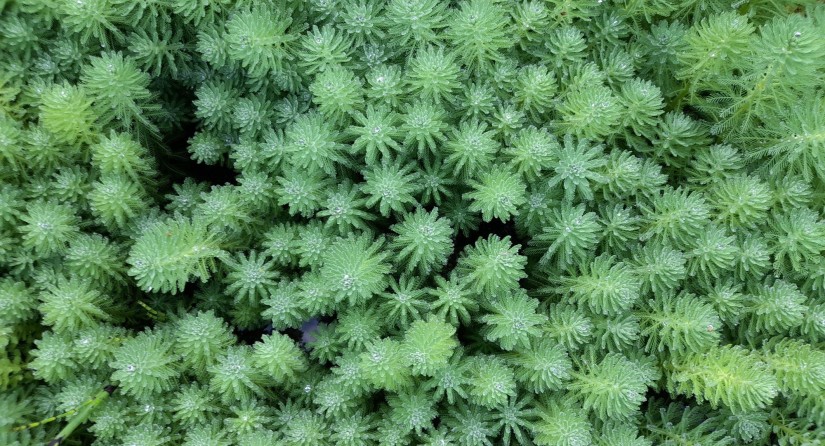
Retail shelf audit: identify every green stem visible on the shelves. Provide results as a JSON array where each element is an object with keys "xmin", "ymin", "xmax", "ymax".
[{"xmin": 46, "ymin": 386, "xmax": 116, "ymax": 446}]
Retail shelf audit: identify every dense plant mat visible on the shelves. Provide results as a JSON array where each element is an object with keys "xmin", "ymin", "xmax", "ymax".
[{"xmin": 1, "ymin": 0, "xmax": 825, "ymax": 445}]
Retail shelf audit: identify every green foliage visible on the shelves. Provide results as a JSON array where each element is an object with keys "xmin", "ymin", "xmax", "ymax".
[
  {"xmin": 359, "ymin": 338, "xmax": 412, "ymax": 392},
  {"xmin": 262, "ymin": 224, "xmax": 299, "ymax": 267},
  {"xmin": 299, "ymin": 25, "xmax": 352, "ymax": 75},
  {"xmin": 187, "ymin": 131, "xmax": 228, "ymax": 165},
  {"xmin": 310, "ymin": 66, "xmax": 365, "ymax": 123},
  {"xmin": 401, "ymin": 100, "xmax": 449, "ymax": 157},
  {"xmin": 73, "ymin": 324, "xmax": 126, "ymax": 370},
  {"xmin": 444, "ymin": 119, "xmax": 499, "ymax": 178},
  {"xmin": 430, "ymin": 273, "xmax": 478, "ymax": 326},
  {"xmin": 530, "ymin": 202, "xmax": 601, "ymax": 270},
  {"xmin": 317, "ymin": 181, "xmax": 375, "ymax": 233},
  {"xmin": 547, "ymin": 133, "xmax": 608, "ymax": 203},
  {"xmin": 208, "ymin": 345, "xmax": 266, "ymax": 404},
  {"xmin": 650, "ymin": 111, "xmax": 710, "ymax": 166},
  {"xmin": 481, "ymin": 289, "xmax": 547, "ymax": 350},
  {"xmin": 330, "ymin": 411, "xmax": 377, "ymax": 445},
  {"xmin": 744, "ymin": 280, "xmax": 808, "ymax": 336},
  {"xmin": 38, "ymin": 276, "xmax": 112, "ymax": 333},
  {"xmin": 752, "ymin": 95, "xmax": 825, "ymax": 183},
  {"xmin": 89, "ymin": 175, "xmax": 150, "ymax": 229},
  {"xmin": 493, "ymin": 395, "xmax": 539, "ymax": 446},
  {"xmin": 763, "ymin": 339, "xmax": 825, "ymax": 398},
  {"xmin": 632, "ymin": 244, "xmax": 685, "ymax": 296},
  {"xmin": 80, "ymin": 51, "xmax": 160, "ymax": 136},
  {"xmin": 642, "ymin": 401, "xmax": 736, "ymax": 446},
  {"xmin": 446, "ymin": 0, "xmax": 513, "ymax": 73},
  {"xmin": 508, "ymin": 339, "xmax": 572, "ymax": 393},
  {"xmin": 110, "ymin": 330, "xmax": 180, "ymax": 400},
  {"xmin": 669, "ymin": 345, "xmax": 778, "ymax": 413},
  {"xmin": 222, "ymin": 250, "xmax": 279, "ymax": 305},
  {"xmin": 91, "ymin": 131, "xmax": 156, "ymax": 182},
  {"xmin": 567, "ymin": 353, "xmax": 655, "ymax": 421},
  {"xmin": 119, "ymin": 423, "xmax": 172, "ymax": 446},
  {"xmin": 320, "ymin": 234, "xmax": 390, "ymax": 305},
  {"xmin": 0, "ymin": 279, "xmax": 36, "ymax": 326},
  {"xmin": 378, "ymin": 276, "xmax": 429, "ymax": 328},
  {"xmin": 640, "ymin": 187, "xmax": 710, "ymax": 249},
  {"xmin": 282, "ymin": 409, "xmax": 329, "ymax": 445},
  {"xmin": 465, "ymin": 165, "xmax": 527, "ymax": 222},
  {"xmin": 252, "ymin": 333, "xmax": 308, "ymax": 385},
  {"xmin": 685, "ymin": 224, "xmax": 737, "ymax": 284},
  {"xmin": 337, "ymin": 305, "xmax": 383, "ymax": 350},
  {"xmin": 514, "ymin": 65, "xmax": 557, "ymax": 119},
  {"xmin": 769, "ymin": 207, "xmax": 825, "ymax": 273},
  {"xmin": 709, "ymin": 175, "xmax": 771, "ymax": 230},
  {"xmin": 384, "ymin": 0, "xmax": 447, "ymax": 48},
  {"xmin": 275, "ymin": 168, "xmax": 329, "ymax": 218},
  {"xmin": 639, "ymin": 293, "xmax": 721, "ymax": 355},
  {"xmin": 533, "ymin": 401, "xmax": 592, "ymax": 446},
  {"xmin": 347, "ymin": 104, "xmax": 403, "ymax": 165},
  {"xmin": 443, "ymin": 402, "xmax": 496, "ymax": 446},
  {"xmin": 127, "ymin": 216, "xmax": 225, "ymax": 294},
  {"xmin": 555, "ymin": 254, "xmax": 640, "ymax": 316},
  {"xmin": 402, "ymin": 317, "xmax": 458, "ymax": 376},
  {"xmin": 390, "ymin": 208, "xmax": 453, "ymax": 275},
  {"xmin": 676, "ymin": 12, "xmax": 755, "ymax": 89},
  {"xmin": 503, "ymin": 126, "xmax": 558, "ymax": 181},
  {"xmin": 557, "ymin": 84, "xmax": 622, "ymax": 140},
  {"xmin": 28, "ymin": 332, "xmax": 77, "ymax": 384},
  {"xmin": 455, "ymin": 234, "xmax": 527, "ymax": 295},
  {"xmin": 261, "ymin": 281, "xmax": 306, "ymax": 331},
  {"xmin": 361, "ymin": 160, "xmax": 420, "ymax": 217},
  {"xmin": 406, "ymin": 46, "xmax": 461, "ymax": 105},
  {"xmin": 174, "ymin": 310, "xmax": 235, "ymax": 374},
  {"xmin": 5, "ymin": 1, "xmax": 825, "ymax": 445},
  {"xmin": 619, "ymin": 78, "xmax": 664, "ymax": 140},
  {"xmin": 466, "ymin": 355, "xmax": 517, "ymax": 408},
  {"xmin": 231, "ymin": 96, "xmax": 273, "ymax": 136},
  {"xmin": 19, "ymin": 200, "xmax": 80, "ymax": 256},
  {"xmin": 38, "ymin": 82, "xmax": 97, "ymax": 145},
  {"xmin": 388, "ymin": 390, "xmax": 438, "ymax": 434},
  {"xmin": 223, "ymin": 6, "xmax": 300, "ymax": 78}
]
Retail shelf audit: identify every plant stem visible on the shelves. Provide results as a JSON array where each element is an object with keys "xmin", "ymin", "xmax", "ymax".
[{"xmin": 46, "ymin": 385, "xmax": 116, "ymax": 446}]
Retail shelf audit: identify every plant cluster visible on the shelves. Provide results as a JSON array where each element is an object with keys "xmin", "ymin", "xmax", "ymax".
[{"xmin": 1, "ymin": 0, "xmax": 825, "ymax": 445}]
